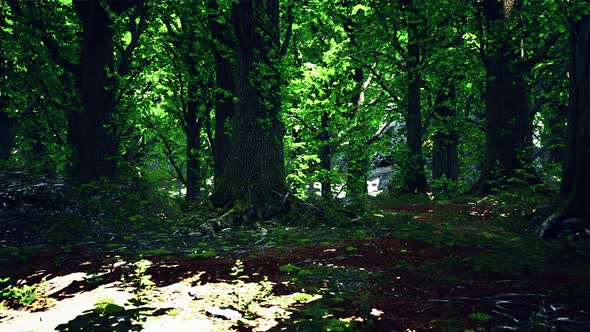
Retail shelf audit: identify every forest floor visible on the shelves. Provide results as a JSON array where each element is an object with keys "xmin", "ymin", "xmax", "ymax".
[{"xmin": 1, "ymin": 195, "xmax": 590, "ymax": 332}]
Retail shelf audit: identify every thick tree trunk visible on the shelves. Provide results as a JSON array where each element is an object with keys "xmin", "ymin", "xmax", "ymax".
[
  {"xmin": 70, "ymin": 0, "xmax": 118, "ymax": 181},
  {"xmin": 432, "ymin": 88, "xmax": 459, "ymax": 182},
  {"xmin": 404, "ymin": 20, "xmax": 427, "ymax": 193},
  {"xmin": 208, "ymin": 0, "xmax": 235, "ymax": 188},
  {"xmin": 539, "ymin": 15, "xmax": 590, "ymax": 238},
  {"xmin": 561, "ymin": 15, "xmax": 590, "ymax": 219},
  {"xmin": 479, "ymin": 59, "xmax": 529, "ymax": 192},
  {"xmin": 211, "ymin": 0, "xmax": 287, "ymax": 208},
  {"xmin": 475, "ymin": 0, "xmax": 531, "ymax": 194}
]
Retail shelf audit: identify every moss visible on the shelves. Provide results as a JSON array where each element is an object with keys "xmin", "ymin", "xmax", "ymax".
[
  {"xmin": 279, "ymin": 264, "xmax": 301, "ymax": 274},
  {"xmin": 186, "ymin": 250, "xmax": 217, "ymax": 259}
]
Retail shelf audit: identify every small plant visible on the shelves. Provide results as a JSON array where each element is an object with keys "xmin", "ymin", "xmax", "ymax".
[
  {"xmin": 1, "ymin": 277, "xmax": 45, "ymax": 308},
  {"xmin": 279, "ymin": 263, "xmax": 301, "ymax": 274},
  {"xmin": 94, "ymin": 298, "xmax": 125, "ymax": 315},
  {"xmin": 83, "ymin": 271, "xmax": 104, "ymax": 284},
  {"xmin": 122, "ymin": 259, "xmax": 156, "ymax": 308},
  {"xmin": 468, "ymin": 312, "xmax": 492, "ymax": 323}
]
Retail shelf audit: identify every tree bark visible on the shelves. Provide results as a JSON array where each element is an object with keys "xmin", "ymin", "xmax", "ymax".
[
  {"xmin": 561, "ymin": 14, "xmax": 590, "ymax": 219},
  {"xmin": 211, "ymin": 0, "xmax": 287, "ymax": 208},
  {"xmin": 0, "ymin": 112, "xmax": 14, "ymax": 160},
  {"xmin": 0, "ymin": 54, "xmax": 14, "ymax": 160},
  {"xmin": 319, "ymin": 111, "xmax": 332, "ymax": 199},
  {"xmin": 208, "ymin": 0, "xmax": 235, "ymax": 189},
  {"xmin": 70, "ymin": 0, "xmax": 119, "ymax": 181},
  {"xmin": 346, "ymin": 68, "xmax": 369, "ymax": 199},
  {"xmin": 432, "ymin": 87, "xmax": 459, "ymax": 182},
  {"xmin": 185, "ymin": 89, "xmax": 202, "ymax": 203},
  {"xmin": 475, "ymin": 0, "xmax": 532, "ymax": 193},
  {"xmin": 540, "ymin": 14, "xmax": 590, "ymax": 238},
  {"xmin": 404, "ymin": 17, "xmax": 428, "ymax": 193}
]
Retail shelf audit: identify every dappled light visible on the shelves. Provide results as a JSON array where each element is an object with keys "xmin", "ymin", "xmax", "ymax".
[{"xmin": 2, "ymin": 0, "xmax": 590, "ymax": 331}]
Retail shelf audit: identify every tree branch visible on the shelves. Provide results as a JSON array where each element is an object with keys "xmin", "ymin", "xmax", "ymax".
[
  {"xmin": 279, "ymin": 4, "xmax": 294, "ymax": 57},
  {"xmin": 517, "ymin": 34, "xmax": 561, "ymax": 72},
  {"xmin": 6, "ymin": 0, "xmax": 79, "ymax": 75}
]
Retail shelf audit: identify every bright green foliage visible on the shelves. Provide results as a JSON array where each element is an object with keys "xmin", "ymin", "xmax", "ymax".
[
  {"xmin": 0, "ymin": 277, "xmax": 40, "ymax": 307},
  {"xmin": 122, "ymin": 259, "xmax": 156, "ymax": 308}
]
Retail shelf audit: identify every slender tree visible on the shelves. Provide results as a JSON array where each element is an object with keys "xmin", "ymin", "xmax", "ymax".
[{"xmin": 208, "ymin": 0, "xmax": 236, "ymax": 189}]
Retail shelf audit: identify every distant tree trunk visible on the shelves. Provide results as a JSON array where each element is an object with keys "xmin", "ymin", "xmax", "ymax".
[
  {"xmin": 432, "ymin": 87, "xmax": 459, "ymax": 182},
  {"xmin": 0, "ymin": 111, "xmax": 14, "ymax": 160},
  {"xmin": 70, "ymin": 0, "xmax": 118, "ymax": 181},
  {"xmin": 547, "ymin": 101, "xmax": 566, "ymax": 163},
  {"xmin": 319, "ymin": 111, "xmax": 332, "ymax": 199},
  {"xmin": 347, "ymin": 67, "xmax": 369, "ymax": 199},
  {"xmin": 183, "ymin": 15, "xmax": 205, "ymax": 203},
  {"xmin": 404, "ymin": 18, "xmax": 427, "ymax": 193},
  {"xmin": 560, "ymin": 15, "xmax": 590, "ymax": 218},
  {"xmin": 208, "ymin": 0, "xmax": 235, "ymax": 188},
  {"xmin": 0, "ymin": 54, "xmax": 14, "ymax": 159},
  {"xmin": 475, "ymin": 0, "xmax": 531, "ymax": 193},
  {"xmin": 185, "ymin": 87, "xmax": 203, "ymax": 203},
  {"xmin": 211, "ymin": 0, "xmax": 287, "ymax": 208},
  {"xmin": 0, "ymin": 53, "xmax": 13, "ymax": 160},
  {"xmin": 540, "ymin": 14, "xmax": 590, "ymax": 237}
]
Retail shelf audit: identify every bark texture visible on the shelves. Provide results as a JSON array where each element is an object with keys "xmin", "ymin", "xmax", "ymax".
[
  {"xmin": 319, "ymin": 111, "xmax": 332, "ymax": 198},
  {"xmin": 404, "ymin": 13, "xmax": 427, "ymax": 193},
  {"xmin": 212, "ymin": 0, "xmax": 287, "ymax": 207},
  {"xmin": 432, "ymin": 88, "xmax": 459, "ymax": 182},
  {"xmin": 561, "ymin": 14, "xmax": 590, "ymax": 220},
  {"xmin": 208, "ymin": 0, "xmax": 235, "ymax": 188},
  {"xmin": 476, "ymin": 0, "xmax": 531, "ymax": 193},
  {"xmin": 539, "ymin": 14, "xmax": 590, "ymax": 238},
  {"xmin": 69, "ymin": 0, "xmax": 118, "ymax": 181}
]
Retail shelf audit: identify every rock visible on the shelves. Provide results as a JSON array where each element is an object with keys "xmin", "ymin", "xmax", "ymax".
[{"xmin": 205, "ymin": 306, "xmax": 242, "ymax": 320}]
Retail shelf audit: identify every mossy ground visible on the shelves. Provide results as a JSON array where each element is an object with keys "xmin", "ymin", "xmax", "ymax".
[{"xmin": 1, "ymin": 191, "xmax": 589, "ymax": 331}]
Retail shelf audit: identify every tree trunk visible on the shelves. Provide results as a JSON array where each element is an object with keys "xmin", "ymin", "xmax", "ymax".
[
  {"xmin": 346, "ymin": 67, "xmax": 369, "ymax": 199},
  {"xmin": 404, "ymin": 19, "xmax": 427, "ymax": 193},
  {"xmin": 185, "ymin": 97, "xmax": 202, "ymax": 203},
  {"xmin": 540, "ymin": 15, "xmax": 590, "ymax": 238},
  {"xmin": 211, "ymin": 0, "xmax": 287, "ymax": 208},
  {"xmin": 432, "ymin": 87, "xmax": 459, "ymax": 182},
  {"xmin": 208, "ymin": 0, "xmax": 235, "ymax": 188},
  {"xmin": 0, "ymin": 111, "xmax": 14, "ymax": 160},
  {"xmin": 0, "ymin": 53, "xmax": 13, "ymax": 160},
  {"xmin": 319, "ymin": 110, "xmax": 332, "ymax": 199},
  {"xmin": 476, "ymin": 0, "xmax": 530, "ymax": 193},
  {"xmin": 183, "ymin": 13, "xmax": 205, "ymax": 203},
  {"xmin": 70, "ymin": 0, "xmax": 118, "ymax": 181},
  {"xmin": 561, "ymin": 14, "xmax": 590, "ymax": 219}
]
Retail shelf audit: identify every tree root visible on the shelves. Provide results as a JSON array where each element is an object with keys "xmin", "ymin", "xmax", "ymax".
[{"xmin": 537, "ymin": 213, "xmax": 590, "ymax": 238}]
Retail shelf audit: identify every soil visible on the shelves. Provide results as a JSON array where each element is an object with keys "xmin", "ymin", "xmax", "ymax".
[{"xmin": 1, "ymin": 203, "xmax": 589, "ymax": 332}]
